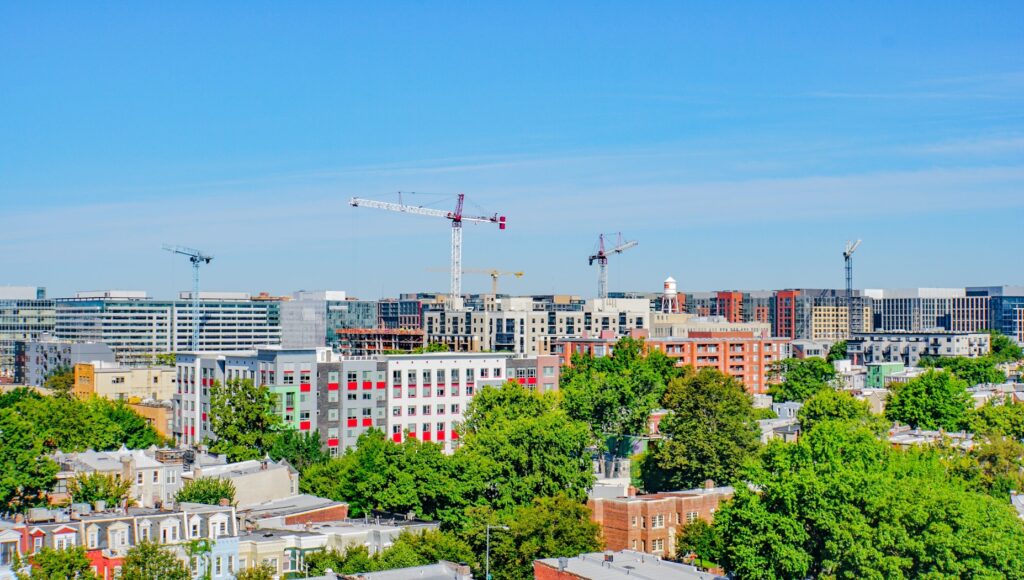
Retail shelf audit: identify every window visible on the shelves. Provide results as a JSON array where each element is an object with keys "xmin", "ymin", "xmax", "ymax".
[
  {"xmin": 328, "ymin": 409, "xmax": 339, "ymax": 421},
  {"xmin": 407, "ymin": 370, "xmax": 417, "ymax": 386},
  {"xmin": 451, "ymin": 404, "xmax": 460, "ymax": 413},
  {"xmin": 494, "ymin": 367, "xmax": 502, "ymax": 378},
  {"xmin": 87, "ymin": 526, "xmax": 99, "ymax": 549},
  {"xmin": 362, "ymin": 408, "xmax": 372, "ymax": 417},
  {"xmin": 422, "ymin": 370, "xmax": 431, "ymax": 384},
  {"xmin": 408, "ymin": 406, "xmax": 416, "ymax": 416},
  {"xmin": 422, "ymin": 405, "xmax": 431, "ymax": 416},
  {"xmin": 652, "ymin": 514, "xmax": 665, "ymax": 529},
  {"xmin": 137, "ymin": 472, "xmax": 144, "ymax": 485},
  {"xmin": 451, "ymin": 369, "xmax": 460, "ymax": 383},
  {"xmin": 543, "ymin": 366, "xmax": 555, "ymax": 377},
  {"xmin": 422, "ymin": 423, "xmax": 431, "ymax": 434},
  {"xmin": 362, "ymin": 393, "xmax": 372, "ymax": 400},
  {"xmin": 153, "ymin": 470, "xmax": 159, "ymax": 483},
  {"xmin": 393, "ymin": 407, "xmax": 401, "ymax": 416},
  {"xmin": 167, "ymin": 471, "xmax": 177, "ymax": 484},
  {"xmin": 652, "ymin": 538, "xmax": 664, "ymax": 552},
  {"xmin": 436, "ymin": 422, "xmax": 444, "ymax": 432},
  {"xmin": 631, "ymin": 516, "xmax": 637, "ymax": 527},
  {"xmin": 392, "ymin": 370, "xmax": 402, "ymax": 384},
  {"xmin": 436, "ymin": 370, "xmax": 445, "ymax": 384},
  {"xmin": 422, "ymin": 386, "xmax": 431, "ymax": 397},
  {"xmin": 686, "ymin": 511, "xmax": 699, "ymax": 523},
  {"xmin": 55, "ymin": 534, "xmax": 76, "ymax": 550},
  {"xmin": 33, "ymin": 536, "xmax": 43, "ymax": 552},
  {"xmin": 408, "ymin": 388, "xmax": 416, "ymax": 398},
  {"xmin": 328, "ymin": 391, "xmax": 339, "ymax": 403},
  {"xmin": 347, "ymin": 393, "xmax": 357, "ymax": 401},
  {"xmin": 480, "ymin": 368, "xmax": 489, "ymax": 378},
  {"xmin": 215, "ymin": 556, "xmax": 223, "ymax": 575}
]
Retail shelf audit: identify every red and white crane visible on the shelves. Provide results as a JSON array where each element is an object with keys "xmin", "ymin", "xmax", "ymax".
[
  {"xmin": 349, "ymin": 193, "xmax": 506, "ymax": 302},
  {"xmin": 588, "ymin": 233, "xmax": 638, "ymax": 299}
]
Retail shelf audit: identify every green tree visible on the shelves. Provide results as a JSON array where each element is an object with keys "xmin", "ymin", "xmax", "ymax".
[
  {"xmin": 43, "ymin": 366, "xmax": 74, "ymax": 396},
  {"xmin": 967, "ymin": 400, "xmax": 1024, "ymax": 440},
  {"xmin": 234, "ymin": 563, "xmax": 275, "ymax": 580},
  {"xmin": 885, "ymin": 370, "xmax": 971, "ymax": 430},
  {"xmin": 826, "ymin": 341, "xmax": 847, "ymax": 363},
  {"xmin": 305, "ymin": 530, "xmax": 473, "ymax": 575},
  {"xmin": 87, "ymin": 397, "xmax": 164, "ymax": 449},
  {"xmin": 641, "ymin": 368, "xmax": 760, "ymax": 492},
  {"xmin": 175, "ymin": 477, "xmax": 235, "ymax": 505},
  {"xmin": 714, "ymin": 421, "xmax": 1024, "ymax": 579},
  {"xmin": 988, "ymin": 329, "xmax": 1023, "ymax": 363},
  {"xmin": 797, "ymin": 389, "xmax": 878, "ymax": 433},
  {"xmin": 561, "ymin": 337, "xmax": 683, "ymax": 456},
  {"xmin": 154, "ymin": 353, "xmax": 176, "ymax": 366},
  {"xmin": 208, "ymin": 378, "xmax": 281, "ymax": 461},
  {"xmin": 676, "ymin": 519, "xmax": 720, "ymax": 564},
  {"xmin": 67, "ymin": 472, "xmax": 134, "ymax": 507},
  {"xmin": 477, "ymin": 495, "xmax": 603, "ymax": 580},
  {"xmin": 305, "ymin": 545, "xmax": 376, "ymax": 576},
  {"xmin": 120, "ymin": 541, "xmax": 189, "ymax": 580},
  {"xmin": 944, "ymin": 436, "xmax": 1024, "ymax": 499},
  {"xmin": 301, "ymin": 430, "xmax": 452, "ymax": 519},
  {"xmin": 457, "ymin": 382, "xmax": 595, "ymax": 511},
  {"xmin": 919, "ymin": 356, "xmax": 1005, "ymax": 385},
  {"xmin": 269, "ymin": 429, "xmax": 329, "ymax": 473},
  {"xmin": 19, "ymin": 546, "xmax": 96, "ymax": 580},
  {"xmin": 0, "ymin": 408, "xmax": 58, "ymax": 509},
  {"xmin": 767, "ymin": 357, "xmax": 837, "ymax": 403}
]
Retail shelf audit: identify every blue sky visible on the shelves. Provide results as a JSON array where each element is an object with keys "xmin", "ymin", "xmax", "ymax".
[{"xmin": 2, "ymin": 2, "xmax": 1022, "ymax": 299}]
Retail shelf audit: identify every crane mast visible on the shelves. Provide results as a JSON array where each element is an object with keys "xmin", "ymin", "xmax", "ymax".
[
  {"xmin": 350, "ymin": 193, "xmax": 506, "ymax": 305},
  {"xmin": 588, "ymin": 233, "xmax": 638, "ymax": 299},
  {"xmin": 844, "ymin": 239, "xmax": 862, "ymax": 338},
  {"xmin": 162, "ymin": 244, "xmax": 213, "ymax": 353}
]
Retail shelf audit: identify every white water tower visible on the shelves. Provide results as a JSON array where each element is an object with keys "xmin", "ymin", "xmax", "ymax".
[{"xmin": 660, "ymin": 276, "xmax": 681, "ymax": 313}]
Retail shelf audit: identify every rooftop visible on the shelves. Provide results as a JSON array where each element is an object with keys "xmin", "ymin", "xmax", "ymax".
[
  {"xmin": 190, "ymin": 458, "xmax": 295, "ymax": 479},
  {"xmin": 536, "ymin": 550, "xmax": 724, "ymax": 580},
  {"xmin": 240, "ymin": 494, "xmax": 346, "ymax": 521}
]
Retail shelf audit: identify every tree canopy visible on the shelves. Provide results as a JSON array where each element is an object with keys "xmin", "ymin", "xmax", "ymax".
[
  {"xmin": 306, "ymin": 529, "xmax": 475, "ymax": 576},
  {"xmin": 967, "ymin": 399, "xmax": 1024, "ymax": 440},
  {"xmin": 560, "ymin": 336, "xmax": 683, "ymax": 455},
  {"xmin": 826, "ymin": 341, "xmax": 847, "ymax": 363},
  {"xmin": 987, "ymin": 329, "xmax": 1023, "ymax": 363},
  {"xmin": 641, "ymin": 368, "xmax": 760, "ymax": 492},
  {"xmin": 120, "ymin": 541, "xmax": 189, "ymax": 580},
  {"xmin": 713, "ymin": 420, "xmax": 1024, "ymax": 579},
  {"xmin": 67, "ymin": 472, "xmax": 134, "ymax": 507},
  {"xmin": 19, "ymin": 546, "xmax": 96, "ymax": 580},
  {"xmin": 208, "ymin": 378, "xmax": 281, "ymax": 461},
  {"xmin": 797, "ymin": 389, "xmax": 879, "ymax": 434},
  {"xmin": 175, "ymin": 477, "xmax": 236, "ymax": 505},
  {"xmin": 269, "ymin": 428, "xmax": 329, "ymax": 473},
  {"xmin": 0, "ymin": 407, "xmax": 59, "ymax": 509},
  {"xmin": 919, "ymin": 355, "xmax": 1005, "ymax": 385},
  {"xmin": 767, "ymin": 357, "xmax": 837, "ymax": 403},
  {"xmin": 885, "ymin": 370, "xmax": 972, "ymax": 430}
]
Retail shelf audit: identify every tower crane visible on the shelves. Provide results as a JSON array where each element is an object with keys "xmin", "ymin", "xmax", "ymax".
[
  {"xmin": 350, "ymin": 193, "xmax": 506, "ymax": 304},
  {"xmin": 162, "ymin": 244, "xmax": 213, "ymax": 352},
  {"xmin": 427, "ymin": 267, "xmax": 524, "ymax": 295},
  {"xmin": 844, "ymin": 239, "xmax": 862, "ymax": 337},
  {"xmin": 588, "ymin": 233, "xmax": 638, "ymax": 299}
]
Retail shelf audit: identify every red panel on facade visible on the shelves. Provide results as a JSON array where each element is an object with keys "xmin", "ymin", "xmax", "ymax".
[
  {"xmin": 517, "ymin": 378, "xmax": 526, "ymax": 384},
  {"xmin": 392, "ymin": 433, "xmax": 402, "ymax": 442},
  {"xmin": 347, "ymin": 419, "xmax": 358, "ymax": 428},
  {"xmin": 527, "ymin": 377, "xmax": 537, "ymax": 385},
  {"xmin": 361, "ymin": 418, "xmax": 372, "ymax": 427},
  {"xmin": 362, "ymin": 381, "xmax": 373, "ymax": 390},
  {"xmin": 437, "ymin": 431, "xmax": 445, "ymax": 440},
  {"xmin": 327, "ymin": 382, "xmax": 340, "ymax": 390},
  {"xmin": 423, "ymin": 432, "xmax": 432, "ymax": 441},
  {"xmin": 347, "ymin": 382, "xmax": 358, "ymax": 390},
  {"xmin": 300, "ymin": 383, "xmax": 311, "ymax": 392},
  {"xmin": 451, "ymin": 430, "xmax": 459, "ymax": 440},
  {"xmin": 299, "ymin": 421, "xmax": 311, "ymax": 431},
  {"xmin": 327, "ymin": 438, "xmax": 339, "ymax": 447},
  {"xmin": 376, "ymin": 381, "xmax": 386, "ymax": 389},
  {"xmin": 201, "ymin": 413, "xmax": 207, "ymax": 421}
]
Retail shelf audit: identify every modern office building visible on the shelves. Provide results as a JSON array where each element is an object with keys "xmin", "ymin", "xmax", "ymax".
[
  {"xmin": 772, "ymin": 289, "xmax": 871, "ymax": 340},
  {"xmin": 864, "ymin": 288, "xmax": 989, "ymax": 334},
  {"xmin": 968, "ymin": 286, "xmax": 1024, "ymax": 344},
  {"xmin": 55, "ymin": 291, "xmax": 281, "ymax": 366},
  {"xmin": 0, "ymin": 286, "xmax": 55, "ymax": 381},
  {"xmin": 847, "ymin": 331, "xmax": 991, "ymax": 366},
  {"xmin": 315, "ymin": 352, "xmax": 560, "ymax": 455}
]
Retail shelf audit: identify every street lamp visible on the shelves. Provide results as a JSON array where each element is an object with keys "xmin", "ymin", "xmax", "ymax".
[{"xmin": 485, "ymin": 524, "xmax": 510, "ymax": 580}]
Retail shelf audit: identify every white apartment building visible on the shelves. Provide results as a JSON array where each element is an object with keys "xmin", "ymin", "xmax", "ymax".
[
  {"xmin": 863, "ymin": 288, "xmax": 989, "ymax": 334},
  {"xmin": 316, "ymin": 352, "xmax": 560, "ymax": 454}
]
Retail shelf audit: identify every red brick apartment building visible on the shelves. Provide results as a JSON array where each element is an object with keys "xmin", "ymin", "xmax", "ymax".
[
  {"xmin": 588, "ymin": 484, "xmax": 734, "ymax": 557},
  {"xmin": 555, "ymin": 331, "xmax": 789, "ymax": 394},
  {"xmin": 715, "ymin": 291, "xmax": 744, "ymax": 323}
]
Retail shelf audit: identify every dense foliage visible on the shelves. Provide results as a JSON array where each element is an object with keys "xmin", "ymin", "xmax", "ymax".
[
  {"xmin": 825, "ymin": 340, "xmax": 847, "ymax": 363},
  {"xmin": 19, "ymin": 546, "xmax": 96, "ymax": 580},
  {"xmin": 0, "ymin": 407, "xmax": 59, "ymax": 509},
  {"xmin": 713, "ymin": 421, "xmax": 1024, "ymax": 579},
  {"xmin": 560, "ymin": 337, "xmax": 683, "ymax": 454},
  {"xmin": 306, "ymin": 530, "xmax": 476, "ymax": 576},
  {"xmin": 797, "ymin": 389, "xmax": 879, "ymax": 434},
  {"xmin": 43, "ymin": 366, "xmax": 74, "ymax": 395},
  {"xmin": 987, "ymin": 329, "xmax": 1024, "ymax": 363},
  {"xmin": 67, "ymin": 472, "xmax": 134, "ymax": 507},
  {"xmin": 767, "ymin": 357, "xmax": 837, "ymax": 403},
  {"xmin": 919, "ymin": 355, "xmax": 1006, "ymax": 385},
  {"xmin": 0, "ymin": 388, "xmax": 164, "ymax": 452},
  {"xmin": 885, "ymin": 370, "xmax": 972, "ymax": 430},
  {"xmin": 208, "ymin": 378, "xmax": 281, "ymax": 461},
  {"xmin": 120, "ymin": 541, "xmax": 189, "ymax": 580},
  {"xmin": 640, "ymin": 368, "xmax": 760, "ymax": 492},
  {"xmin": 967, "ymin": 399, "xmax": 1024, "ymax": 440},
  {"xmin": 268, "ymin": 429, "xmax": 329, "ymax": 472},
  {"xmin": 175, "ymin": 477, "xmax": 236, "ymax": 505}
]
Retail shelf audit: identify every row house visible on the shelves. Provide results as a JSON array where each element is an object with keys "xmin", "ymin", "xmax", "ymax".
[
  {"xmin": 6, "ymin": 502, "xmax": 237, "ymax": 580},
  {"xmin": 50, "ymin": 447, "xmax": 200, "ymax": 509},
  {"xmin": 316, "ymin": 353, "xmax": 561, "ymax": 454}
]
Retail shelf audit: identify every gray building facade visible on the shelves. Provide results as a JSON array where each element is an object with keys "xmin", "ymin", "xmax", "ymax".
[{"xmin": 0, "ymin": 286, "xmax": 55, "ymax": 381}]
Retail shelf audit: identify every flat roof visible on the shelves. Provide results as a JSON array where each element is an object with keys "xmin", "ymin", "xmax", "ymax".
[{"xmin": 537, "ymin": 550, "xmax": 723, "ymax": 580}]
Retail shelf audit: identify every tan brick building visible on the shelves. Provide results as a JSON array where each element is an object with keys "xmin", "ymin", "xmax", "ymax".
[{"xmin": 588, "ymin": 484, "xmax": 733, "ymax": 557}]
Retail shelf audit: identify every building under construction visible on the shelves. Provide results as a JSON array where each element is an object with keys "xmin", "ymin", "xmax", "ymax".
[{"xmin": 335, "ymin": 328, "xmax": 426, "ymax": 356}]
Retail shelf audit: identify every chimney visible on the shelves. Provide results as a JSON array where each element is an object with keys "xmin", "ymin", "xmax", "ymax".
[
  {"xmin": 219, "ymin": 498, "xmax": 230, "ymax": 507},
  {"xmin": 558, "ymin": 557, "xmax": 569, "ymax": 571},
  {"xmin": 704, "ymin": 479, "xmax": 714, "ymax": 490},
  {"xmin": 121, "ymin": 455, "xmax": 134, "ymax": 484},
  {"xmin": 14, "ymin": 514, "xmax": 24, "ymax": 524},
  {"xmin": 627, "ymin": 485, "xmax": 637, "ymax": 498}
]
